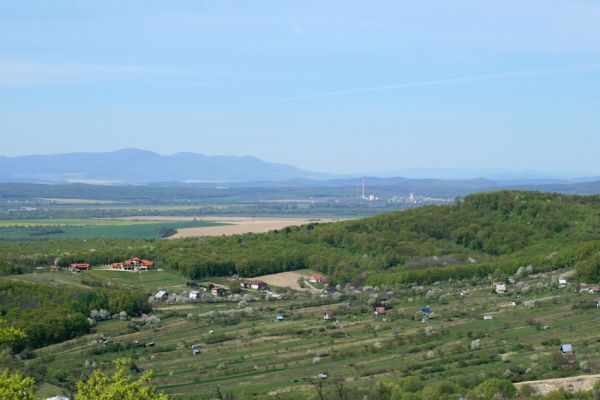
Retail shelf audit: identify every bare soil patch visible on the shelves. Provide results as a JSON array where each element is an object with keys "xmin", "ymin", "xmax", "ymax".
[
  {"xmin": 515, "ymin": 374, "xmax": 600, "ymax": 395},
  {"xmin": 254, "ymin": 271, "xmax": 312, "ymax": 291},
  {"xmin": 117, "ymin": 216, "xmax": 348, "ymax": 238}
]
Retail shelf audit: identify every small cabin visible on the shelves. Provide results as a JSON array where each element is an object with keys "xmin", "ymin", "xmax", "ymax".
[
  {"xmin": 241, "ymin": 279, "xmax": 268, "ymax": 290},
  {"xmin": 189, "ymin": 291, "xmax": 200, "ymax": 299},
  {"xmin": 374, "ymin": 307, "xmax": 386, "ymax": 316},
  {"xmin": 309, "ymin": 274, "xmax": 325, "ymax": 283},
  {"xmin": 211, "ymin": 287, "xmax": 227, "ymax": 297},
  {"xmin": 323, "ymin": 311, "xmax": 335, "ymax": 321},
  {"xmin": 483, "ymin": 315, "xmax": 493, "ymax": 320},
  {"xmin": 276, "ymin": 314, "xmax": 285, "ymax": 321},
  {"xmin": 558, "ymin": 278, "xmax": 567, "ymax": 288}
]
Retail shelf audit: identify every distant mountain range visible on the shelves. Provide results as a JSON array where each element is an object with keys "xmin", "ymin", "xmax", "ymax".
[
  {"xmin": 1, "ymin": 149, "xmax": 600, "ymax": 197},
  {"xmin": 0, "ymin": 149, "xmax": 331, "ymax": 184}
]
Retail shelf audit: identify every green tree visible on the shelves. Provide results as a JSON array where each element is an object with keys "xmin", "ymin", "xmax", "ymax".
[
  {"xmin": 0, "ymin": 370, "xmax": 35, "ymax": 400},
  {"xmin": 468, "ymin": 378, "xmax": 516, "ymax": 400},
  {"xmin": 76, "ymin": 359, "xmax": 167, "ymax": 400},
  {"xmin": 0, "ymin": 319, "xmax": 27, "ymax": 348}
]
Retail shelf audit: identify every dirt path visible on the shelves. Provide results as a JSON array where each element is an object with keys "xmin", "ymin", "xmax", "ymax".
[{"xmin": 515, "ymin": 374, "xmax": 600, "ymax": 395}]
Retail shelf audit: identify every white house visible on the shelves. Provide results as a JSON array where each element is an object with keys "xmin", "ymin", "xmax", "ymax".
[
  {"xmin": 189, "ymin": 291, "xmax": 200, "ymax": 299},
  {"xmin": 483, "ymin": 315, "xmax": 493, "ymax": 320},
  {"xmin": 495, "ymin": 284, "xmax": 507, "ymax": 294}
]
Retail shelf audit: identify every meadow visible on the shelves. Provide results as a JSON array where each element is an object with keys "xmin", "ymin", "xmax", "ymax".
[{"xmin": 10, "ymin": 267, "xmax": 600, "ymax": 399}]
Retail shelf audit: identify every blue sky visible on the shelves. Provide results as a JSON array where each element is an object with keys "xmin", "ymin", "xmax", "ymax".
[{"xmin": 2, "ymin": 1, "xmax": 600, "ymax": 175}]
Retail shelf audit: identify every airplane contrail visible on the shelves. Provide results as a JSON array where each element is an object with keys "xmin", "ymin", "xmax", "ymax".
[{"xmin": 272, "ymin": 65, "xmax": 600, "ymax": 103}]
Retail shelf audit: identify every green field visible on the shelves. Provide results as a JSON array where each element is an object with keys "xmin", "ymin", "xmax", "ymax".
[
  {"xmin": 0, "ymin": 219, "xmax": 227, "ymax": 240},
  {"xmin": 8, "ymin": 269, "xmax": 189, "ymax": 291},
  {"xmin": 14, "ymin": 268, "xmax": 600, "ymax": 399}
]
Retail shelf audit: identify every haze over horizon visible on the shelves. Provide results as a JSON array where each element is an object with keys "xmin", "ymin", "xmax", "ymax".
[{"xmin": 2, "ymin": 1, "xmax": 600, "ymax": 174}]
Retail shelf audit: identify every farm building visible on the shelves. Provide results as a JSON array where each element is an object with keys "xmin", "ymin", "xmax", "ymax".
[
  {"xmin": 241, "ymin": 279, "xmax": 268, "ymax": 290},
  {"xmin": 483, "ymin": 315, "xmax": 493, "ymax": 320},
  {"xmin": 309, "ymin": 274, "xmax": 325, "ymax": 283},
  {"xmin": 70, "ymin": 263, "xmax": 90, "ymax": 271},
  {"xmin": 276, "ymin": 314, "xmax": 285, "ymax": 321},
  {"xmin": 495, "ymin": 284, "xmax": 507, "ymax": 294},
  {"xmin": 323, "ymin": 311, "xmax": 335, "ymax": 320},
  {"xmin": 211, "ymin": 287, "xmax": 227, "ymax": 297},
  {"xmin": 154, "ymin": 290, "xmax": 168, "ymax": 300},
  {"xmin": 189, "ymin": 291, "xmax": 200, "ymax": 299},
  {"xmin": 374, "ymin": 307, "xmax": 386, "ymax": 316}
]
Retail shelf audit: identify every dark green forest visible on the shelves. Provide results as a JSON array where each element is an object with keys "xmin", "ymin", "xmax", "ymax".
[
  {"xmin": 0, "ymin": 280, "xmax": 151, "ymax": 349},
  {"xmin": 2, "ymin": 191, "xmax": 600, "ymax": 286}
]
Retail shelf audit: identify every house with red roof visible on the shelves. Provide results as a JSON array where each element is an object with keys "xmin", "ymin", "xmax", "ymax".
[
  {"xmin": 70, "ymin": 263, "xmax": 90, "ymax": 271},
  {"xmin": 112, "ymin": 258, "xmax": 155, "ymax": 271},
  {"xmin": 309, "ymin": 274, "xmax": 325, "ymax": 283}
]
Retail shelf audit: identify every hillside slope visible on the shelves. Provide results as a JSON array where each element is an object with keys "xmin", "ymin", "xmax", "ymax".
[{"xmin": 3, "ymin": 191, "xmax": 600, "ymax": 284}]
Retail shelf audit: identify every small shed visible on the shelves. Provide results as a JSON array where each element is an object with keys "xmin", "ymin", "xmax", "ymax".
[
  {"xmin": 191, "ymin": 343, "xmax": 202, "ymax": 355},
  {"xmin": 323, "ymin": 287, "xmax": 338, "ymax": 295},
  {"xmin": 495, "ymin": 284, "xmax": 507, "ymax": 294},
  {"xmin": 560, "ymin": 344, "xmax": 574, "ymax": 354},
  {"xmin": 558, "ymin": 278, "xmax": 567, "ymax": 287},
  {"xmin": 483, "ymin": 315, "xmax": 493, "ymax": 320},
  {"xmin": 374, "ymin": 307, "xmax": 386, "ymax": 316},
  {"xmin": 276, "ymin": 314, "xmax": 285, "ymax": 321},
  {"xmin": 154, "ymin": 290, "xmax": 168, "ymax": 300},
  {"xmin": 323, "ymin": 311, "xmax": 335, "ymax": 321},
  {"xmin": 189, "ymin": 291, "xmax": 200, "ymax": 299}
]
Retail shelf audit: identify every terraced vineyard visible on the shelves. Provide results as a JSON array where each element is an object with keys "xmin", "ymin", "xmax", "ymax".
[{"xmin": 20, "ymin": 268, "xmax": 600, "ymax": 399}]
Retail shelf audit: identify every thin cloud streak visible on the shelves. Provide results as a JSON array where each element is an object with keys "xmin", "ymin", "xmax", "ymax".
[{"xmin": 272, "ymin": 65, "xmax": 600, "ymax": 103}]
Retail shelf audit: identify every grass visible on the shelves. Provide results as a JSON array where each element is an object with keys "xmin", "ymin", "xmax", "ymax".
[
  {"xmin": 22, "ymin": 268, "xmax": 600, "ymax": 399},
  {"xmin": 85, "ymin": 269, "xmax": 189, "ymax": 291},
  {"xmin": 7, "ymin": 269, "xmax": 189, "ymax": 291},
  {"xmin": 0, "ymin": 219, "xmax": 227, "ymax": 240}
]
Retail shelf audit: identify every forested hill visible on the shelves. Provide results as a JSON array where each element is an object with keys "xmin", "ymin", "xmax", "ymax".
[
  {"xmin": 158, "ymin": 190, "xmax": 600, "ymax": 284},
  {"xmin": 3, "ymin": 191, "xmax": 600, "ymax": 284}
]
